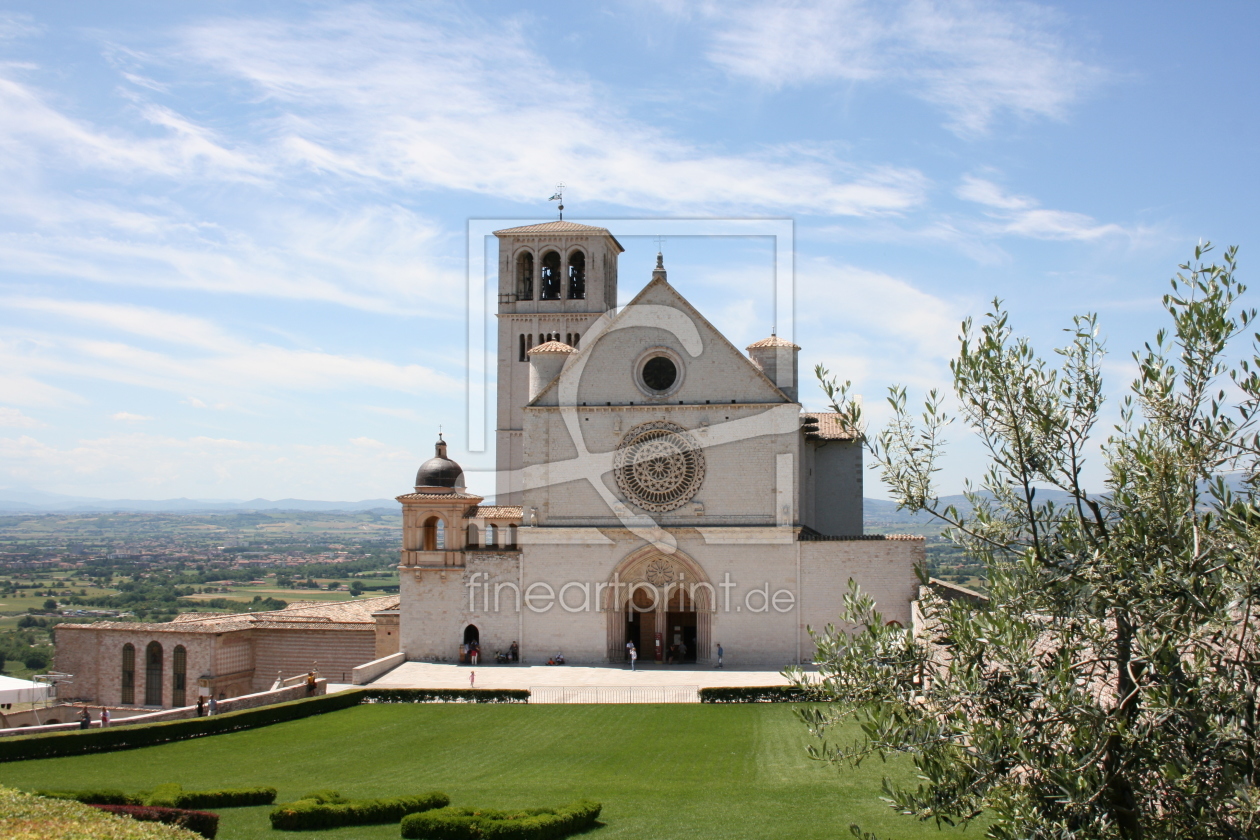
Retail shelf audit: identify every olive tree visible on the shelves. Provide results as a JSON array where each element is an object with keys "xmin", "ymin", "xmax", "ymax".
[{"xmin": 797, "ymin": 245, "xmax": 1260, "ymax": 839}]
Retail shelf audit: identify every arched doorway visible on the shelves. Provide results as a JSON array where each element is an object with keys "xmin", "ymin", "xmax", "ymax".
[
  {"xmin": 603, "ymin": 546, "xmax": 712, "ymax": 664},
  {"xmin": 462, "ymin": 624, "xmax": 479, "ymax": 664}
]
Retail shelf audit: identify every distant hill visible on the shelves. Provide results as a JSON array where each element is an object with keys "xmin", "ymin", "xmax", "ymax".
[{"xmin": 0, "ymin": 488, "xmax": 399, "ymax": 514}]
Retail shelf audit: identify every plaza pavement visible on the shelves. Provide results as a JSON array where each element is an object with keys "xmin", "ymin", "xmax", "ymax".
[{"xmin": 366, "ymin": 661, "xmax": 796, "ymax": 690}]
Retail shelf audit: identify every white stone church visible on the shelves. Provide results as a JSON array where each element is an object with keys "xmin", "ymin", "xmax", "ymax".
[{"xmin": 392, "ymin": 221, "xmax": 921, "ymax": 666}]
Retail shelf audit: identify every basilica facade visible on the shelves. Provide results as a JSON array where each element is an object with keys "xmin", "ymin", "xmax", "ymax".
[{"xmin": 394, "ymin": 222, "xmax": 922, "ymax": 667}]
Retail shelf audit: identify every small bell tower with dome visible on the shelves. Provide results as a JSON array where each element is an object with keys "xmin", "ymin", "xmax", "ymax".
[{"xmin": 397, "ymin": 434, "xmax": 480, "ymax": 569}]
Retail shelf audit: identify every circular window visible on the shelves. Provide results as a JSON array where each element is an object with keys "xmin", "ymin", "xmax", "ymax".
[
  {"xmin": 613, "ymin": 421, "xmax": 705, "ymax": 513},
  {"xmin": 642, "ymin": 356, "xmax": 677, "ymax": 392}
]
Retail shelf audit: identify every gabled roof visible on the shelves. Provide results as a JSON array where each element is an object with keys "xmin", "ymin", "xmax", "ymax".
[
  {"xmin": 493, "ymin": 221, "xmax": 625, "ymax": 252},
  {"xmin": 527, "ymin": 274, "xmax": 793, "ymax": 406}
]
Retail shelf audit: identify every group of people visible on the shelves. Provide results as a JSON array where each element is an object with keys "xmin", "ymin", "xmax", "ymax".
[
  {"xmin": 195, "ymin": 695, "xmax": 219, "ymax": 717},
  {"xmin": 622, "ymin": 641, "xmax": 725, "ymax": 668},
  {"xmin": 545, "ymin": 652, "xmax": 566, "ymax": 665},
  {"xmin": 76, "ymin": 706, "xmax": 108, "ymax": 729},
  {"xmin": 460, "ymin": 641, "xmax": 481, "ymax": 665}
]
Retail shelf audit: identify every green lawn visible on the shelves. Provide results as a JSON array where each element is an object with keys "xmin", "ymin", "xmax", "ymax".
[{"xmin": 0, "ymin": 704, "xmax": 960, "ymax": 840}]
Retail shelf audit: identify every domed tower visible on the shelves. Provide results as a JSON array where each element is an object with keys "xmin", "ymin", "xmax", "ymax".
[
  {"xmin": 493, "ymin": 221, "xmax": 624, "ymax": 504},
  {"xmin": 397, "ymin": 434, "xmax": 480, "ymax": 569},
  {"xmin": 414, "ymin": 435, "xmax": 465, "ymax": 493}
]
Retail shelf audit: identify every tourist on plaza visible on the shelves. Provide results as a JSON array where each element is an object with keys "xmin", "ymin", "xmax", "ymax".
[
  {"xmin": 100, "ymin": 707, "xmax": 110, "ymax": 728},
  {"xmin": 509, "ymin": 641, "xmax": 519, "ymax": 662},
  {"xmin": 470, "ymin": 644, "xmax": 479, "ymax": 665},
  {"xmin": 469, "ymin": 670, "xmax": 475, "ymax": 688},
  {"xmin": 629, "ymin": 644, "xmax": 637, "ymax": 671},
  {"xmin": 305, "ymin": 671, "xmax": 317, "ymax": 695},
  {"xmin": 77, "ymin": 706, "xmax": 91, "ymax": 729},
  {"xmin": 208, "ymin": 696, "xmax": 218, "ymax": 716},
  {"xmin": 196, "ymin": 695, "xmax": 205, "ymax": 717},
  {"xmin": 716, "ymin": 643, "xmax": 724, "ymax": 668}
]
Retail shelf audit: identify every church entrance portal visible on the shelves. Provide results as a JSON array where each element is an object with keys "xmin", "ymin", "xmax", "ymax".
[{"xmin": 606, "ymin": 548, "xmax": 711, "ymax": 664}]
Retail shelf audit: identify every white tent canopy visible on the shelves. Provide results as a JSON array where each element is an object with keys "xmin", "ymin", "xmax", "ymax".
[{"xmin": 0, "ymin": 675, "xmax": 52, "ymax": 704}]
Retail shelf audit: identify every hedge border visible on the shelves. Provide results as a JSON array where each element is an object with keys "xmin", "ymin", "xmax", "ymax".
[
  {"xmin": 698, "ymin": 686, "xmax": 810, "ymax": 703},
  {"xmin": 91, "ymin": 804, "xmax": 219, "ymax": 839},
  {"xmin": 269, "ymin": 790, "xmax": 449, "ymax": 831},
  {"xmin": 361, "ymin": 688, "xmax": 530, "ymax": 704},
  {"xmin": 400, "ymin": 799, "xmax": 602, "ymax": 840},
  {"xmin": 0, "ymin": 690, "xmax": 364, "ymax": 762}
]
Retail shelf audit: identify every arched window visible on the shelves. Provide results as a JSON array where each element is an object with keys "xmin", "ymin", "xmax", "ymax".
[
  {"xmin": 567, "ymin": 250, "xmax": 586, "ymax": 299},
  {"xmin": 540, "ymin": 251, "xmax": 561, "ymax": 300},
  {"xmin": 572, "ymin": 333, "xmax": 580, "ymax": 349},
  {"xmin": 463, "ymin": 624, "xmax": 480, "ymax": 646},
  {"xmin": 487, "ymin": 524, "xmax": 497, "ymax": 547},
  {"xmin": 516, "ymin": 251, "xmax": 534, "ymax": 300},
  {"xmin": 121, "ymin": 643, "xmax": 135, "ymax": 705},
  {"xmin": 144, "ymin": 641, "xmax": 163, "ymax": 706},
  {"xmin": 507, "ymin": 524, "xmax": 518, "ymax": 547},
  {"xmin": 519, "ymin": 334, "xmax": 526, "ymax": 363},
  {"xmin": 172, "ymin": 645, "xmax": 187, "ymax": 707},
  {"xmin": 467, "ymin": 523, "xmax": 479, "ymax": 548},
  {"xmin": 422, "ymin": 516, "xmax": 445, "ymax": 551}
]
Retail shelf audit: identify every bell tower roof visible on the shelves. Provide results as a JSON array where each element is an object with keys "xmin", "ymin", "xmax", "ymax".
[
  {"xmin": 414, "ymin": 434, "xmax": 464, "ymax": 493},
  {"xmin": 493, "ymin": 221, "xmax": 624, "ymax": 251}
]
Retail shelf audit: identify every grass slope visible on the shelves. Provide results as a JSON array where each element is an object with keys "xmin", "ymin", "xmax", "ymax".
[{"xmin": 0, "ymin": 704, "xmax": 958, "ymax": 840}]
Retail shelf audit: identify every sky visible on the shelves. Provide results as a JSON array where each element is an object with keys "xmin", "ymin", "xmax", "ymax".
[{"xmin": 0, "ymin": 0, "xmax": 1256, "ymax": 502}]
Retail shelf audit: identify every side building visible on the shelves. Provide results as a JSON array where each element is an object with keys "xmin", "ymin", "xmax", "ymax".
[{"xmin": 54, "ymin": 595, "xmax": 399, "ymax": 708}]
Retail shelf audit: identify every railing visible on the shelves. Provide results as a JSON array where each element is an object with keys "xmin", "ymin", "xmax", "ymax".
[
  {"xmin": 528, "ymin": 685, "xmax": 699, "ymax": 704},
  {"xmin": 0, "ymin": 679, "xmax": 327, "ymax": 737}
]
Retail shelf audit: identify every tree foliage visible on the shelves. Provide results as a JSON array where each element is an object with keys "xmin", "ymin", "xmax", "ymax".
[{"xmin": 800, "ymin": 245, "xmax": 1260, "ymax": 838}]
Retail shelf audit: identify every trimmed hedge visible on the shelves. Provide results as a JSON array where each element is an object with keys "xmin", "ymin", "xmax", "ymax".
[
  {"xmin": 1, "ymin": 786, "xmax": 202, "ymax": 840},
  {"xmin": 0, "ymin": 690, "xmax": 365, "ymax": 762},
  {"xmin": 35, "ymin": 787, "xmax": 144, "ymax": 805},
  {"xmin": 35, "ymin": 784, "xmax": 276, "ymax": 809},
  {"xmin": 698, "ymin": 685, "xmax": 809, "ymax": 703},
  {"xmin": 92, "ymin": 804, "xmax": 219, "ymax": 839},
  {"xmin": 361, "ymin": 688, "xmax": 530, "ymax": 704},
  {"xmin": 269, "ymin": 790, "xmax": 449, "ymax": 831},
  {"xmin": 401, "ymin": 800, "xmax": 602, "ymax": 840}
]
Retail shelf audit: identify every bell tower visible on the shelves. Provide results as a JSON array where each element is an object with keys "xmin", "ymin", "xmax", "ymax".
[{"xmin": 492, "ymin": 221, "xmax": 623, "ymax": 504}]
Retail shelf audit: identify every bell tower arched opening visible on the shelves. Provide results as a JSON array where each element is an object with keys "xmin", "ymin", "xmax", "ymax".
[
  {"xmin": 540, "ymin": 251, "xmax": 562, "ymax": 300},
  {"xmin": 516, "ymin": 251, "xmax": 534, "ymax": 300}
]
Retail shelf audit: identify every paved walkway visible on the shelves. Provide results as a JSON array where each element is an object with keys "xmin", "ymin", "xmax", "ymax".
[{"xmin": 368, "ymin": 661, "xmax": 795, "ymax": 690}]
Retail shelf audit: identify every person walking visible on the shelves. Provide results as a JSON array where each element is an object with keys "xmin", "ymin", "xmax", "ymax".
[
  {"xmin": 471, "ymin": 644, "xmax": 479, "ymax": 666},
  {"xmin": 100, "ymin": 707, "xmax": 110, "ymax": 728},
  {"xmin": 77, "ymin": 706, "xmax": 91, "ymax": 730},
  {"xmin": 629, "ymin": 644, "xmax": 637, "ymax": 671},
  {"xmin": 469, "ymin": 670, "xmax": 476, "ymax": 688},
  {"xmin": 196, "ymin": 695, "xmax": 205, "ymax": 717},
  {"xmin": 716, "ymin": 642, "xmax": 724, "ymax": 668},
  {"xmin": 208, "ymin": 696, "xmax": 218, "ymax": 716}
]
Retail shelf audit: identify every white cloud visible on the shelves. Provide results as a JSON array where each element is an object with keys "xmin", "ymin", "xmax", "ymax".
[
  {"xmin": 0, "ymin": 300, "xmax": 462, "ymax": 408},
  {"xmin": 702, "ymin": 0, "xmax": 1105, "ymax": 136},
  {"xmin": 956, "ymin": 175, "xmax": 1129, "ymax": 240},
  {"xmin": 172, "ymin": 7, "xmax": 926, "ymax": 216},
  {"xmin": 111, "ymin": 412, "xmax": 151, "ymax": 422},
  {"xmin": 0, "ymin": 407, "xmax": 43, "ymax": 427}
]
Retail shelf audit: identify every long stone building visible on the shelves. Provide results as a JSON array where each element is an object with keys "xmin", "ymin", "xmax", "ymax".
[{"xmin": 54, "ymin": 596, "xmax": 398, "ymax": 707}]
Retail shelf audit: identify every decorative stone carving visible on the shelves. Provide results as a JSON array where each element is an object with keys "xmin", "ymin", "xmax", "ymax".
[{"xmin": 613, "ymin": 421, "xmax": 705, "ymax": 513}]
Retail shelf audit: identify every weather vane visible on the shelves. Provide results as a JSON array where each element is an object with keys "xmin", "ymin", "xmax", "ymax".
[
  {"xmin": 654, "ymin": 234, "xmax": 665, "ymax": 252},
  {"xmin": 548, "ymin": 183, "xmax": 565, "ymax": 220}
]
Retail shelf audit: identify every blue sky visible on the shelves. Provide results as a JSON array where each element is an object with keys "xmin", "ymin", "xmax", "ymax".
[{"xmin": 0, "ymin": 1, "xmax": 1256, "ymax": 501}]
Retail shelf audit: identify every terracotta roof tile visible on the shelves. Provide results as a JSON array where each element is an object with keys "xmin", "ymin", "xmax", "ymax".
[
  {"xmin": 747, "ymin": 335, "xmax": 801, "ymax": 350},
  {"xmin": 527, "ymin": 340, "xmax": 575, "ymax": 354},
  {"xmin": 801, "ymin": 412, "xmax": 860, "ymax": 440},
  {"xmin": 464, "ymin": 505, "xmax": 524, "ymax": 520},
  {"xmin": 494, "ymin": 221, "xmax": 614, "ymax": 236}
]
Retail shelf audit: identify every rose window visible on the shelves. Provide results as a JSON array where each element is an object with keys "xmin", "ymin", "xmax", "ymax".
[{"xmin": 613, "ymin": 421, "xmax": 705, "ymax": 513}]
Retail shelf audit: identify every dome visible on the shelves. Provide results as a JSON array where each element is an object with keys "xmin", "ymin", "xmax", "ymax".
[{"xmin": 414, "ymin": 436, "xmax": 464, "ymax": 491}]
